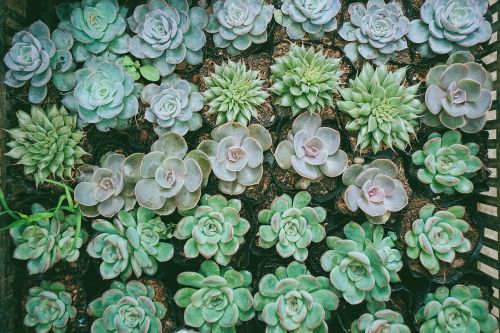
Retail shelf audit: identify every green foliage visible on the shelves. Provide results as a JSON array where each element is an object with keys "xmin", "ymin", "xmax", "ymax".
[
  {"xmin": 351, "ymin": 307, "xmax": 410, "ymax": 333},
  {"xmin": 117, "ymin": 56, "xmax": 160, "ymax": 82}
]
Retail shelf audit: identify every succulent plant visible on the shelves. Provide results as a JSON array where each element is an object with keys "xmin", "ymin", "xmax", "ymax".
[
  {"xmin": 404, "ymin": 204, "xmax": 471, "ymax": 275},
  {"xmin": 342, "ymin": 159, "xmax": 408, "ymax": 224},
  {"xmin": 205, "ymin": 0, "xmax": 273, "ymax": 55},
  {"xmin": 23, "ymin": 281, "xmax": 77, "ymax": 333},
  {"xmin": 254, "ymin": 261, "xmax": 339, "ymax": 332},
  {"xmin": 56, "ymin": 0, "xmax": 130, "ymax": 62},
  {"xmin": 422, "ymin": 51, "xmax": 493, "ymax": 133},
  {"xmin": 174, "ymin": 194, "xmax": 250, "ymax": 265},
  {"xmin": 416, "ymin": 285, "xmax": 498, "ymax": 333},
  {"xmin": 412, "ymin": 131, "xmax": 483, "ymax": 194},
  {"xmin": 271, "ymin": 44, "xmax": 342, "ymax": 116},
  {"xmin": 203, "ymin": 61, "xmax": 269, "ymax": 126},
  {"xmin": 88, "ymin": 280, "xmax": 167, "ymax": 333},
  {"xmin": 86, "ymin": 207, "xmax": 174, "ymax": 280},
  {"xmin": 351, "ymin": 308, "xmax": 411, "ymax": 333},
  {"xmin": 257, "ymin": 191, "xmax": 326, "ymax": 261},
  {"xmin": 174, "ymin": 260, "xmax": 255, "ymax": 331},
  {"xmin": 338, "ymin": 64, "xmax": 425, "ymax": 153},
  {"xmin": 142, "ymin": 74, "xmax": 204, "ymax": 136},
  {"xmin": 198, "ymin": 122, "xmax": 272, "ymax": 195},
  {"xmin": 408, "ymin": 0, "xmax": 492, "ymax": 58},
  {"xmin": 117, "ymin": 56, "xmax": 160, "ymax": 82},
  {"xmin": 274, "ymin": 112, "xmax": 348, "ymax": 189},
  {"xmin": 128, "ymin": 0, "xmax": 208, "ymax": 76},
  {"xmin": 321, "ymin": 221, "xmax": 403, "ymax": 304}
]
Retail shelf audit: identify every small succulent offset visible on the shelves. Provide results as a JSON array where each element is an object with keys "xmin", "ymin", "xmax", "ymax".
[
  {"xmin": 257, "ymin": 191, "xmax": 326, "ymax": 261},
  {"xmin": 412, "ymin": 131, "xmax": 483, "ymax": 195},
  {"xmin": 416, "ymin": 285, "xmax": 498, "ymax": 333},
  {"xmin": 274, "ymin": 112, "xmax": 348, "ymax": 189},
  {"xmin": 88, "ymin": 280, "xmax": 167, "ymax": 333},
  {"xmin": 142, "ymin": 74, "xmax": 204, "ymax": 136},
  {"xmin": 174, "ymin": 194, "xmax": 250, "ymax": 265},
  {"xmin": 271, "ymin": 44, "xmax": 342, "ymax": 116},
  {"xmin": 342, "ymin": 159, "xmax": 408, "ymax": 224},
  {"xmin": 203, "ymin": 61, "xmax": 269, "ymax": 126},
  {"xmin": 205, "ymin": 0, "xmax": 273, "ymax": 55},
  {"xmin": 351, "ymin": 308, "xmax": 410, "ymax": 333},
  {"xmin": 423, "ymin": 51, "xmax": 493, "ymax": 133},
  {"xmin": 408, "ymin": 0, "xmax": 492, "ymax": 58},
  {"xmin": 339, "ymin": 0, "xmax": 410, "ymax": 65},
  {"xmin": 87, "ymin": 207, "xmax": 174, "ymax": 280},
  {"xmin": 23, "ymin": 281, "xmax": 77, "ymax": 333},
  {"xmin": 253, "ymin": 261, "xmax": 339, "ymax": 332},
  {"xmin": 404, "ymin": 204, "xmax": 471, "ymax": 275},
  {"xmin": 117, "ymin": 56, "xmax": 160, "ymax": 82},
  {"xmin": 274, "ymin": 0, "xmax": 341, "ymax": 40},
  {"xmin": 128, "ymin": 0, "xmax": 208, "ymax": 76},
  {"xmin": 198, "ymin": 123, "xmax": 272, "ymax": 195},
  {"xmin": 174, "ymin": 260, "xmax": 255, "ymax": 332},
  {"xmin": 337, "ymin": 64, "xmax": 425, "ymax": 153},
  {"xmin": 6, "ymin": 105, "xmax": 87, "ymax": 185}
]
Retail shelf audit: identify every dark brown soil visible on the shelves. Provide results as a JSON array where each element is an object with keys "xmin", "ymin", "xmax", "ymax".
[{"xmin": 242, "ymin": 166, "xmax": 274, "ymax": 203}]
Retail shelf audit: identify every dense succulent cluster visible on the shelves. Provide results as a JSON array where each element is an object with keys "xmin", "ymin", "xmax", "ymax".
[
  {"xmin": 351, "ymin": 308, "xmax": 410, "ymax": 333},
  {"xmin": 174, "ymin": 260, "xmax": 254, "ymax": 332},
  {"xmin": 412, "ymin": 131, "xmax": 483, "ymax": 194}
]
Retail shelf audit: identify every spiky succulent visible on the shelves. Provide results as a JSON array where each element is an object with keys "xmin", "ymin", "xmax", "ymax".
[
  {"xmin": 257, "ymin": 191, "xmax": 326, "ymax": 261},
  {"xmin": 128, "ymin": 0, "xmax": 208, "ymax": 76},
  {"xmin": 174, "ymin": 260, "xmax": 255, "ymax": 332},
  {"xmin": 198, "ymin": 122, "xmax": 272, "ymax": 195},
  {"xmin": 404, "ymin": 204, "xmax": 471, "ymax": 275},
  {"xmin": 274, "ymin": 112, "xmax": 348, "ymax": 189},
  {"xmin": 321, "ymin": 222, "xmax": 402, "ymax": 305},
  {"xmin": 174, "ymin": 194, "xmax": 250, "ymax": 265},
  {"xmin": 423, "ymin": 51, "xmax": 493, "ymax": 133},
  {"xmin": 203, "ymin": 61, "xmax": 269, "ymax": 126},
  {"xmin": 254, "ymin": 261, "xmax": 339, "ymax": 332},
  {"xmin": 205, "ymin": 0, "xmax": 273, "ymax": 55},
  {"xmin": 271, "ymin": 44, "xmax": 342, "ymax": 116},
  {"xmin": 408, "ymin": 0, "xmax": 492, "ymax": 58},
  {"xmin": 351, "ymin": 308, "xmax": 410, "ymax": 333},
  {"xmin": 337, "ymin": 64, "xmax": 425, "ymax": 153},
  {"xmin": 142, "ymin": 74, "xmax": 204, "ymax": 136},
  {"xmin": 88, "ymin": 280, "xmax": 167, "ymax": 333},
  {"xmin": 412, "ymin": 131, "xmax": 483, "ymax": 194},
  {"xmin": 416, "ymin": 285, "xmax": 498, "ymax": 333},
  {"xmin": 342, "ymin": 159, "xmax": 408, "ymax": 224},
  {"xmin": 6, "ymin": 105, "xmax": 87, "ymax": 185},
  {"xmin": 23, "ymin": 281, "xmax": 77, "ymax": 333},
  {"xmin": 86, "ymin": 207, "xmax": 174, "ymax": 280}
]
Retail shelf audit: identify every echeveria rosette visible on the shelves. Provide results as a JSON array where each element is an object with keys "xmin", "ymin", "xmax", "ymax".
[
  {"xmin": 416, "ymin": 285, "xmax": 498, "ymax": 333},
  {"xmin": 412, "ymin": 131, "xmax": 483, "ymax": 195},
  {"xmin": 253, "ymin": 261, "xmax": 339, "ymax": 332},
  {"xmin": 198, "ymin": 122, "xmax": 272, "ymax": 195},
  {"xmin": 88, "ymin": 280, "xmax": 167, "ymax": 333},
  {"xmin": 407, "ymin": 0, "xmax": 492, "ymax": 58},
  {"xmin": 274, "ymin": 0, "xmax": 341, "ymax": 40},
  {"xmin": 350, "ymin": 309, "xmax": 411, "ymax": 333},
  {"xmin": 423, "ymin": 51, "xmax": 493, "ymax": 133},
  {"xmin": 174, "ymin": 194, "xmax": 250, "ymax": 266},
  {"xmin": 271, "ymin": 44, "xmax": 342, "ymax": 116},
  {"xmin": 23, "ymin": 281, "xmax": 77, "ymax": 333},
  {"xmin": 174, "ymin": 260, "xmax": 255, "ymax": 332},
  {"xmin": 338, "ymin": 0, "xmax": 410, "ymax": 65},
  {"xmin": 203, "ymin": 61, "xmax": 269, "ymax": 126},
  {"xmin": 342, "ymin": 159, "xmax": 408, "ymax": 224},
  {"xmin": 404, "ymin": 204, "xmax": 471, "ymax": 276},
  {"xmin": 142, "ymin": 74, "xmax": 204, "ymax": 136},
  {"xmin": 128, "ymin": 0, "xmax": 208, "ymax": 76},
  {"xmin": 257, "ymin": 191, "xmax": 326, "ymax": 261},
  {"xmin": 205, "ymin": 0, "xmax": 273, "ymax": 55}
]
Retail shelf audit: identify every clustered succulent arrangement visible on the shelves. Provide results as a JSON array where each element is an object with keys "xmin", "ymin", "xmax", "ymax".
[{"xmin": 351, "ymin": 307, "xmax": 411, "ymax": 333}]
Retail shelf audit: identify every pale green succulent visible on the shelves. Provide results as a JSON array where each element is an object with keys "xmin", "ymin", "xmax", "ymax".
[
  {"xmin": 271, "ymin": 44, "xmax": 342, "ymax": 116},
  {"xmin": 416, "ymin": 285, "xmax": 498, "ymax": 333},
  {"xmin": 174, "ymin": 194, "xmax": 250, "ymax": 266},
  {"xmin": 351, "ymin": 308, "xmax": 410, "ymax": 333},
  {"xmin": 174, "ymin": 260, "xmax": 254, "ymax": 332},
  {"xmin": 254, "ymin": 261, "xmax": 339, "ymax": 332},
  {"xmin": 203, "ymin": 61, "xmax": 269, "ymax": 126},
  {"xmin": 412, "ymin": 131, "xmax": 483, "ymax": 194},
  {"xmin": 257, "ymin": 191, "xmax": 326, "ymax": 261},
  {"xmin": 116, "ymin": 56, "xmax": 160, "ymax": 82}
]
